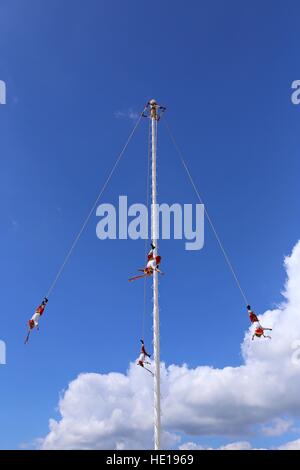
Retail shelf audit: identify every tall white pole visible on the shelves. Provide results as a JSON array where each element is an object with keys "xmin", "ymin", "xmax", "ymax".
[{"xmin": 150, "ymin": 102, "xmax": 161, "ymax": 450}]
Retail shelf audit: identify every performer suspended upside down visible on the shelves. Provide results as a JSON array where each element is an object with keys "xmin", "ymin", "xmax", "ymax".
[
  {"xmin": 247, "ymin": 305, "xmax": 272, "ymax": 340},
  {"xmin": 146, "ymin": 243, "xmax": 162, "ymax": 272},
  {"xmin": 24, "ymin": 298, "xmax": 48, "ymax": 344},
  {"xmin": 137, "ymin": 339, "xmax": 153, "ymax": 375},
  {"xmin": 128, "ymin": 243, "xmax": 163, "ymax": 282}
]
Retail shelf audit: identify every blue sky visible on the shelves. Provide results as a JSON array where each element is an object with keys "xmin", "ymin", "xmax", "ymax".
[{"xmin": 1, "ymin": 0, "xmax": 300, "ymax": 450}]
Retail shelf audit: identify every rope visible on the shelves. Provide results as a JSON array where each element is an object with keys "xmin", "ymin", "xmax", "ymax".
[
  {"xmin": 163, "ymin": 118, "xmax": 249, "ymax": 306},
  {"xmin": 45, "ymin": 107, "xmax": 146, "ymax": 298}
]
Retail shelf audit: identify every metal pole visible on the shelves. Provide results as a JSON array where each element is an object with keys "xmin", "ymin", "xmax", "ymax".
[{"xmin": 150, "ymin": 102, "xmax": 161, "ymax": 450}]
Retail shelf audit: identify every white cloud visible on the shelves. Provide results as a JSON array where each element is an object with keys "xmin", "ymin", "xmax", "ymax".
[
  {"xmin": 180, "ymin": 439, "xmax": 300, "ymax": 450},
  {"xmin": 261, "ymin": 418, "xmax": 293, "ymax": 437},
  {"xmin": 114, "ymin": 108, "xmax": 139, "ymax": 121},
  {"xmin": 40, "ymin": 241, "xmax": 300, "ymax": 449},
  {"xmin": 278, "ymin": 438, "xmax": 300, "ymax": 450},
  {"xmin": 41, "ymin": 370, "xmax": 179, "ymax": 450},
  {"xmin": 178, "ymin": 441, "xmax": 207, "ymax": 450},
  {"xmin": 219, "ymin": 441, "xmax": 253, "ymax": 450},
  {"xmin": 179, "ymin": 441, "xmax": 252, "ymax": 450}
]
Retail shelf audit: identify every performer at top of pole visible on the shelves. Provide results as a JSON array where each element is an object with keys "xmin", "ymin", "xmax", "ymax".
[{"xmin": 142, "ymin": 99, "xmax": 166, "ymax": 121}]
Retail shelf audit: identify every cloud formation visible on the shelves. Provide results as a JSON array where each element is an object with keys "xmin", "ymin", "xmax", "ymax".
[
  {"xmin": 179, "ymin": 441, "xmax": 253, "ymax": 450},
  {"xmin": 261, "ymin": 418, "xmax": 293, "ymax": 437},
  {"xmin": 114, "ymin": 108, "xmax": 139, "ymax": 121},
  {"xmin": 40, "ymin": 241, "xmax": 300, "ymax": 449},
  {"xmin": 278, "ymin": 438, "xmax": 300, "ymax": 450}
]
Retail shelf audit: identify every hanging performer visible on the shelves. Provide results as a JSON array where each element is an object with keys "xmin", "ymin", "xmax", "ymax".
[
  {"xmin": 247, "ymin": 305, "xmax": 272, "ymax": 340},
  {"xmin": 146, "ymin": 242, "xmax": 162, "ymax": 272},
  {"xmin": 137, "ymin": 339, "xmax": 153, "ymax": 375},
  {"xmin": 128, "ymin": 243, "xmax": 163, "ymax": 282},
  {"xmin": 24, "ymin": 298, "xmax": 48, "ymax": 344}
]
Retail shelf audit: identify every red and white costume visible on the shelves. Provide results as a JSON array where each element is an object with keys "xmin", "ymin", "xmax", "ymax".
[
  {"xmin": 137, "ymin": 342, "xmax": 151, "ymax": 367},
  {"xmin": 249, "ymin": 310, "xmax": 260, "ymax": 324},
  {"xmin": 128, "ymin": 244, "xmax": 162, "ymax": 282},
  {"xmin": 248, "ymin": 308, "xmax": 262, "ymax": 329},
  {"xmin": 28, "ymin": 302, "xmax": 46, "ymax": 330},
  {"xmin": 254, "ymin": 326, "xmax": 264, "ymax": 337},
  {"xmin": 248, "ymin": 307, "xmax": 272, "ymax": 339},
  {"xmin": 146, "ymin": 247, "xmax": 161, "ymax": 271}
]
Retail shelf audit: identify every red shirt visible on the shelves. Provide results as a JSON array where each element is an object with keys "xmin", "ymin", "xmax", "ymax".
[
  {"xmin": 249, "ymin": 312, "xmax": 259, "ymax": 323},
  {"xmin": 36, "ymin": 304, "xmax": 45, "ymax": 316},
  {"xmin": 255, "ymin": 327, "xmax": 263, "ymax": 336},
  {"xmin": 141, "ymin": 344, "xmax": 149, "ymax": 356}
]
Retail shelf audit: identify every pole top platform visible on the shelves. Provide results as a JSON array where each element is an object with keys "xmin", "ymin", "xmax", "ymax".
[{"xmin": 142, "ymin": 100, "xmax": 166, "ymax": 121}]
